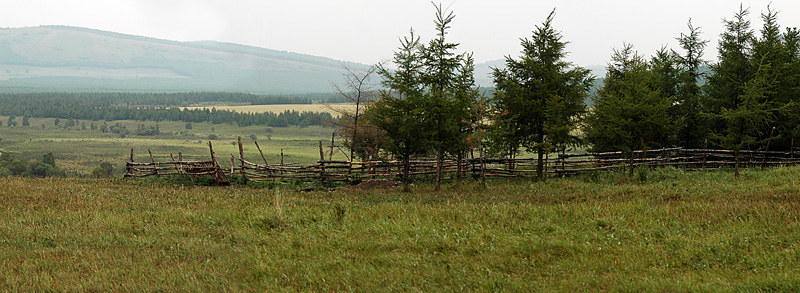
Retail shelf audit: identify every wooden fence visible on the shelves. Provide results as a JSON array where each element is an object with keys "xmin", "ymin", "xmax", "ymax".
[{"xmin": 125, "ymin": 138, "xmax": 800, "ymax": 185}]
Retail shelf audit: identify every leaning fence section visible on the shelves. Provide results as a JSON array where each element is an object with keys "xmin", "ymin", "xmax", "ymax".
[{"xmin": 125, "ymin": 138, "xmax": 800, "ymax": 184}]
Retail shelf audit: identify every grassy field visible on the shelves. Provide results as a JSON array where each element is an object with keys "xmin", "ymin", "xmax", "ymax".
[
  {"xmin": 1, "ymin": 166, "xmax": 800, "ymax": 290},
  {"xmin": 0, "ymin": 116, "xmax": 342, "ymax": 175}
]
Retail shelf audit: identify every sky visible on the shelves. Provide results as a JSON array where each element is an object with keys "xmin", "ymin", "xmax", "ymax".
[{"xmin": 2, "ymin": 0, "xmax": 799, "ymax": 67}]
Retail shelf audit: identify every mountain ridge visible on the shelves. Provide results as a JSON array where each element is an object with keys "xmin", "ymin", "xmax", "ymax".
[
  {"xmin": 0, "ymin": 26, "xmax": 367, "ymax": 93},
  {"xmin": 0, "ymin": 26, "xmax": 606, "ymax": 93}
]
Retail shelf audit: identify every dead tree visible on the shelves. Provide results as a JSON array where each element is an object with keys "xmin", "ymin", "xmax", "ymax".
[{"xmin": 328, "ymin": 63, "xmax": 381, "ymax": 162}]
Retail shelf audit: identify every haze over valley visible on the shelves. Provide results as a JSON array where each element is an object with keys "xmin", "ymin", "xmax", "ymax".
[{"xmin": 0, "ymin": 26, "xmax": 528, "ymax": 93}]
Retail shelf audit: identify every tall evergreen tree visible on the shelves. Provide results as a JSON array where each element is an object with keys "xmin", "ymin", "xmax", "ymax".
[
  {"xmin": 370, "ymin": 3, "xmax": 478, "ymax": 190},
  {"xmin": 672, "ymin": 19, "xmax": 709, "ymax": 148},
  {"xmin": 418, "ymin": 2, "xmax": 477, "ymax": 189},
  {"xmin": 751, "ymin": 7, "xmax": 800, "ymax": 149},
  {"xmin": 490, "ymin": 9, "xmax": 592, "ymax": 179},
  {"xmin": 585, "ymin": 44, "xmax": 673, "ymax": 174},
  {"xmin": 706, "ymin": 6, "xmax": 756, "ymax": 140},
  {"xmin": 710, "ymin": 59, "xmax": 779, "ymax": 178},
  {"xmin": 649, "ymin": 47, "xmax": 682, "ymax": 146},
  {"xmin": 371, "ymin": 29, "xmax": 428, "ymax": 187}
]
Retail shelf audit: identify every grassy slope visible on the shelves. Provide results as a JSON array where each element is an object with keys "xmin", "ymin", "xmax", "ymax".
[{"xmin": 1, "ymin": 167, "xmax": 799, "ymax": 290}]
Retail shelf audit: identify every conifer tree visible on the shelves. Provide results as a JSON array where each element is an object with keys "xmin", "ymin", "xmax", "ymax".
[
  {"xmin": 370, "ymin": 3, "xmax": 478, "ymax": 190},
  {"xmin": 584, "ymin": 44, "xmax": 673, "ymax": 174},
  {"xmin": 490, "ymin": 9, "xmax": 592, "ymax": 179},
  {"xmin": 706, "ymin": 6, "xmax": 755, "ymax": 139},
  {"xmin": 751, "ymin": 7, "xmax": 800, "ymax": 149},
  {"xmin": 710, "ymin": 59, "xmax": 779, "ymax": 178},
  {"xmin": 419, "ymin": 2, "xmax": 477, "ymax": 189},
  {"xmin": 370, "ymin": 29, "xmax": 428, "ymax": 187},
  {"xmin": 672, "ymin": 20, "xmax": 709, "ymax": 148}
]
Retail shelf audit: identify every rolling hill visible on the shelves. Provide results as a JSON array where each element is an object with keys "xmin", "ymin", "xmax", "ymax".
[{"xmin": 0, "ymin": 26, "xmax": 368, "ymax": 93}]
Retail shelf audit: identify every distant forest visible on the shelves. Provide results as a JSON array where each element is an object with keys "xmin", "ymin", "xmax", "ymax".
[{"xmin": 0, "ymin": 92, "xmax": 342, "ymax": 127}]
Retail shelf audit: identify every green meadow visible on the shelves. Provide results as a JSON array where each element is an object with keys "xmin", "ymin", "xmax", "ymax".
[
  {"xmin": 1, "ymin": 166, "xmax": 800, "ymax": 290},
  {"xmin": 2, "ymin": 113, "xmax": 800, "ymax": 290},
  {"xmin": 0, "ymin": 116, "xmax": 340, "ymax": 175}
]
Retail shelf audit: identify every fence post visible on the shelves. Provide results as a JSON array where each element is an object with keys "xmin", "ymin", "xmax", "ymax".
[
  {"xmin": 703, "ymin": 139, "xmax": 708, "ymax": 170},
  {"xmin": 207, "ymin": 141, "xmax": 228, "ymax": 185},
  {"xmin": 126, "ymin": 148, "xmax": 135, "ymax": 177},
  {"xmin": 170, "ymin": 154, "xmax": 183, "ymax": 175},
  {"xmin": 178, "ymin": 152, "xmax": 184, "ymax": 174},
  {"xmin": 318, "ymin": 140, "xmax": 326, "ymax": 184},
  {"xmin": 148, "ymin": 149, "xmax": 158, "ymax": 176},
  {"xmin": 254, "ymin": 141, "xmax": 274, "ymax": 181},
  {"xmin": 238, "ymin": 136, "xmax": 246, "ymax": 180},
  {"xmin": 329, "ymin": 132, "xmax": 335, "ymax": 161}
]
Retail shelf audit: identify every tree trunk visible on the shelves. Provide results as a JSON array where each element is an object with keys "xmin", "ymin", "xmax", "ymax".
[
  {"xmin": 735, "ymin": 149, "xmax": 740, "ymax": 179},
  {"xmin": 628, "ymin": 151, "xmax": 635, "ymax": 177},
  {"xmin": 457, "ymin": 151, "xmax": 463, "ymax": 180},
  {"xmin": 537, "ymin": 151, "xmax": 544, "ymax": 181},
  {"xmin": 435, "ymin": 146, "xmax": 443, "ymax": 191}
]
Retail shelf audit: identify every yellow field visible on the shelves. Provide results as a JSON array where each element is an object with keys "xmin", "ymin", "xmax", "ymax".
[{"xmin": 185, "ymin": 103, "xmax": 356, "ymax": 115}]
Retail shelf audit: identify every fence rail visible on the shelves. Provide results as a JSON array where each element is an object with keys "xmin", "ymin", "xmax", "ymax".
[{"xmin": 125, "ymin": 139, "xmax": 800, "ymax": 185}]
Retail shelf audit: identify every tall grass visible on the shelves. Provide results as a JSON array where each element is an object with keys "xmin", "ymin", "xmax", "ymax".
[{"xmin": 1, "ymin": 166, "xmax": 799, "ymax": 290}]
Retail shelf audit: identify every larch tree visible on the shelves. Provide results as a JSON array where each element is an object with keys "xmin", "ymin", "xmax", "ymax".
[
  {"xmin": 490, "ymin": 9, "xmax": 592, "ymax": 180},
  {"xmin": 710, "ymin": 58, "xmax": 779, "ymax": 178},
  {"xmin": 705, "ymin": 6, "xmax": 756, "ymax": 142},
  {"xmin": 370, "ymin": 2, "xmax": 478, "ymax": 190},
  {"xmin": 584, "ymin": 44, "xmax": 673, "ymax": 174},
  {"xmin": 369, "ymin": 29, "xmax": 428, "ymax": 187},
  {"xmin": 751, "ymin": 6, "xmax": 800, "ymax": 149},
  {"xmin": 672, "ymin": 19, "xmax": 709, "ymax": 149},
  {"xmin": 418, "ymin": 2, "xmax": 477, "ymax": 190}
]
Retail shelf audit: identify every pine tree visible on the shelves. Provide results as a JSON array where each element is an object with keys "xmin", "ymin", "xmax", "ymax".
[{"xmin": 490, "ymin": 9, "xmax": 592, "ymax": 179}]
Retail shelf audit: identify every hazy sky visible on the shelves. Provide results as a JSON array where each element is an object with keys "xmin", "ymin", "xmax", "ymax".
[{"xmin": 2, "ymin": 0, "xmax": 799, "ymax": 66}]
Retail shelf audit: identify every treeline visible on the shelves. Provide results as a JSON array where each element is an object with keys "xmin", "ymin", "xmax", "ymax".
[
  {"xmin": 345, "ymin": 4, "xmax": 800, "ymax": 186},
  {"xmin": 2, "ymin": 107, "xmax": 334, "ymax": 128},
  {"xmin": 0, "ymin": 92, "xmax": 338, "ymax": 127},
  {"xmin": 585, "ymin": 6, "xmax": 800, "ymax": 157},
  {"xmin": 0, "ymin": 92, "xmax": 343, "ymax": 107}
]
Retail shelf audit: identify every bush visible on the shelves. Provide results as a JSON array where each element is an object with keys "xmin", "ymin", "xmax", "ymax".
[{"xmin": 91, "ymin": 162, "xmax": 114, "ymax": 178}]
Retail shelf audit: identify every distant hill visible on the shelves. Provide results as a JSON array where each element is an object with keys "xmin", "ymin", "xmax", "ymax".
[{"xmin": 0, "ymin": 26, "xmax": 368, "ymax": 93}]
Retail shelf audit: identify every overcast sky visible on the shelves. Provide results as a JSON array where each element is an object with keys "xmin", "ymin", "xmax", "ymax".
[{"xmin": 2, "ymin": 0, "xmax": 799, "ymax": 67}]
